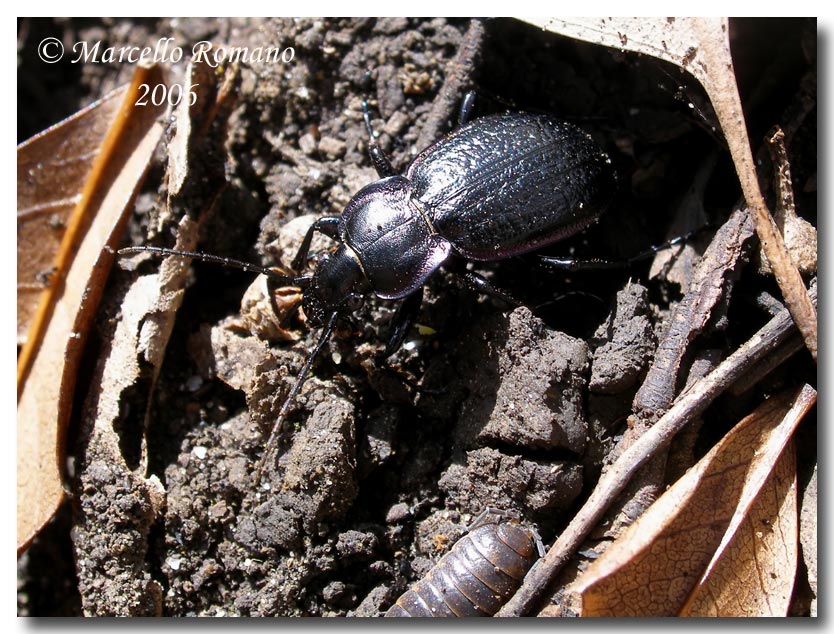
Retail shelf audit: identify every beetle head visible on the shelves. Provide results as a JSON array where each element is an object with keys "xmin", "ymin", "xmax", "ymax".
[{"xmin": 302, "ymin": 244, "xmax": 365, "ymax": 325}]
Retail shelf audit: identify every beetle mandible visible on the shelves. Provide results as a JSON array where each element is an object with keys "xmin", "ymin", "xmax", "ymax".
[
  {"xmin": 122, "ymin": 98, "xmax": 617, "ymax": 477},
  {"xmin": 385, "ymin": 509, "xmax": 544, "ymax": 617}
]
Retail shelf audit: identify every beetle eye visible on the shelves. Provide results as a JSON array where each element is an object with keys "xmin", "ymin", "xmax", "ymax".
[{"xmin": 344, "ymin": 293, "xmax": 364, "ymax": 312}]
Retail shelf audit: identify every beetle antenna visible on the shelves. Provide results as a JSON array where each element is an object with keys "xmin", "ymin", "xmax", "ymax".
[
  {"xmin": 119, "ymin": 245, "xmax": 311, "ymax": 287},
  {"xmin": 253, "ymin": 310, "xmax": 340, "ymax": 489}
]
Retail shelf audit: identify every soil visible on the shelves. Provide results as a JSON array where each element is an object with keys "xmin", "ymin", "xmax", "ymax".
[{"xmin": 17, "ymin": 17, "xmax": 817, "ymax": 617}]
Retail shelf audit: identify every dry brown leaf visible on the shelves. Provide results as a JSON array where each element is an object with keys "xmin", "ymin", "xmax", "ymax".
[
  {"xmin": 570, "ymin": 384, "xmax": 815, "ymax": 616},
  {"xmin": 799, "ymin": 465, "xmax": 817, "ymax": 616},
  {"xmin": 519, "ymin": 17, "xmax": 816, "ymax": 361},
  {"xmin": 17, "ymin": 84, "xmax": 127, "ymax": 345},
  {"xmin": 680, "ymin": 438, "xmax": 797, "ymax": 616},
  {"xmin": 17, "ymin": 63, "xmax": 167, "ymax": 554}
]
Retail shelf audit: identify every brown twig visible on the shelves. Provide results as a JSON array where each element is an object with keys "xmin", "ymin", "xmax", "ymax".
[
  {"xmin": 496, "ymin": 283, "xmax": 817, "ymax": 617},
  {"xmin": 633, "ymin": 206, "xmax": 755, "ymax": 416}
]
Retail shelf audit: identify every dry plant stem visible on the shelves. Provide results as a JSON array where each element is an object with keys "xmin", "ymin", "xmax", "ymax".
[
  {"xmin": 762, "ymin": 125, "xmax": 816, "ymax": 276},
  {"xmin": 746, "ymin": 190, "xmax": 817, "ymax": 361},
  {"xmin": 416, "ymin": 18, "xmax": 485, "ymax": 149},
  {"xmin": 690, "ymin": 20, "xmax": 817, "ymax": 361},
  {"xmin": 730, "ymin": 331, "xmax": 806, "ymax": 397},
  {"xmin": 496, "ymin": 283, "xmax": 817, "ymax": 617},
  {"xmin": 766, "ymin": 127, "xmax": 797, "ymax": 224},
  {"xmin": 634, "ymin": 207, "xmax": 754, "ymax": 415}
]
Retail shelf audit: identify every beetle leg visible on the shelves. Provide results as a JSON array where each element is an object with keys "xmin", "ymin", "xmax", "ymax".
[
  {"xmin": 382, "ymin": 287, "xmax": 424, "ymax": 357},
  {"xmin": 291, "ymin": 216, "xmax": 341, "ymax": 272},
  {"xmin": 459, "ymin": 270, "xmax": 521, "ymax": 307},
  {"xmin": 361, "ymin": 98, "xmax": 397, "ymax": 178},
  {"xmin": 458, "ymin": 91, "xmax": 477, "ymax": 127},
  {"xmin": 539, "ymin": 225, "xmax": 711, "ymax": 271}
]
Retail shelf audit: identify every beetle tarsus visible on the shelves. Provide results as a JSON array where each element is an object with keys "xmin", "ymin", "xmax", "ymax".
[
  {"xmin": 458, "ymin": 91, "xmax": 477, "ymax": 127},
  {"xmin": 539, "ymin": 224, "xmax": 711, "ymax": 271},
  {"xmin": 459, "ymin": 270, "xmax": 521, "ymax": 307},
  {"xmin": 383, "ymin": 287, "xmax": 424, "ymax": 357}
]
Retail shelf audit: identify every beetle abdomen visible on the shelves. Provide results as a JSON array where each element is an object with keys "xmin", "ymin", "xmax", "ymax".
[
  {"xmin": 408, "ymin": 113, "xmax": 616, "ymax": 261},
  {"xmin": 385, "ymin": 518, "xmax": 539, "ymax": 617}
]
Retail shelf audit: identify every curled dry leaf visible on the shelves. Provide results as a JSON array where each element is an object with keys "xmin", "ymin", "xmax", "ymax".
[
  {"xmin": 569, "ymin": 384, "xmax": 815, "ymax": 617},
  {"xmin": 70, "ymin": 272, "xmax": 176, "ymax": 615},
  {"xmin": 518, "ymin": 16, "xmax": 816, "ymax": 360},
  {"xmin": 16, "ymin": 63, "xmax": 167, "ymax": 554},
  {"xmin": 166, "ymin": 61, "xmax": 220, "ymax": 201},
  {"xmin": 17, "ymin": 83, "xmax": 127, "ymax": 345},
  {"xmin": 226, "ymin": 275, "xmax": 304, "ymax": 343},
  {"xmin": 69, "ymin": 61, "xmax": 242, "ymax": 614}
]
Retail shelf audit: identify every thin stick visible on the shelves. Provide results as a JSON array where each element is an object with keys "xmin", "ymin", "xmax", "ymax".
[{"xmin": 496, "ymin": 282, "xmax": 816, "ymax": 617}]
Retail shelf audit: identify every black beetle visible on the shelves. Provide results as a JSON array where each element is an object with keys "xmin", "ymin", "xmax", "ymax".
[
  {"xmin": 385, "ymin": 509, "xmax": 544, "ymax": 617},
  {"xmin": 297, "ymin": 111, "xmax": 616, "ymax": 329},
  {"xmin": 122, "ymin": 105, "xmax": 617, "ymax": 478}
]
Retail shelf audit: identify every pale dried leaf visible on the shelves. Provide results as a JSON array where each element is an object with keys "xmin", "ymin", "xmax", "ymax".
[
  {"xmin": 17, "ymin": 84, "xmax": 126, "ymax": 344},
  {"xmin": 225, "ymin": 276, "xmax": 304, "ymax": 342},
  {"xmin": 570, "ymin": 384, "xmax": 815, "ymax": 616},
  {"xmin": 799, "ymin": 464, "xmax": 817, "ymax": 616},
  {"xmin": 17, "ymin": 64, "xmax": 166, "ymax": 553},
  {"xmin": 680, "ymin": 439, "xmax": 797, "ymax": 616},
  {"xmin": 166, "ymin": 62, "xmax": 216, "ymax": 200},
  {"xmin": 519, "ymin": 18, "xmax": 710, "ymax": 71}
]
